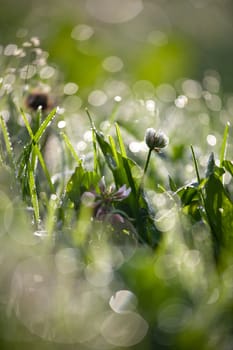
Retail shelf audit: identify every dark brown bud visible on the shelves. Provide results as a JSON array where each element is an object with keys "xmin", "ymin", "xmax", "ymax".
[{"xmin": 25, "ymin": 90, "xmax": 53, "ymax": 111}]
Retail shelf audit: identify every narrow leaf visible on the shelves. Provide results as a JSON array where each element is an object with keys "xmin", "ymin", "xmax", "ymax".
[
  {"xmin": 34, "ymin": 108, "xmax": 57, "ymax": 143},
  {"xmin": 168, "ymin": 175, "xmax": 177, "ymax": 192},
  {"xmin": 109, "ymin": 135, "xmax": 120, "ymax": 167},
  {"xmin": 222, "ymin": 160, "xmax": 233, "ymax": 177},
  {"xmin": 220, "ymin": 122, "xmax": 230, "ymax": 165},
  {"xmin": 34, "ymin": 144, "xmax": 55, "ymax": 193},
  {"xmin": 191, "ymin": 145, "xmax": 201, "ymax": 184},
  {"xmin": 28, "ymin": 163, "xmax": 40, "ymax": 224},
  {"xmin": 61, "ymin": 131, "xmax": 82, "ymax": 165},
  {"xmin": 20, "ymin": 109, "xmax": 34, "ymax": 140},
  {"xmin": 115, "ymin": 122, "xmax": 127, "ymax": 157},
  {"xmin": 205, "ymin": 173, "xmax": 233, "ymax": 261},
  {"xmin": 0, "ymin": 116, "xmax": 15, "ymax": 171}
]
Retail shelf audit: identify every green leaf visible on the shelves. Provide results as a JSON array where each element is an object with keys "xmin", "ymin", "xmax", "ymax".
[
  {"xmin": 34, "ymin": 108, "xmax": 57, "ymax": 143},
  {"xmin": 137, "ymin": 188, "xmax": 161, "ymax": 246},
  {"xmin": 109, "ymin": 135, "xmax": 120, "ymax": 168},
  {"xmin": 61, "ymin": 131, "xmax": 82, "ymax": 166},
  {"xmin": 28, "ymin": 161, "xmax": 40, "ymax": 224},
  {"xmin": 168, "ymin": 175, "xmax": 177, "ymax": 192},
  {"xmin": 222, "ymin": 160, "xmax": 233, "ymax": 177},
  {"xmin": 177, "ymin": 184, "xmax": 199, "ymax": 206},
  {"xmin": 20, "ymin": 109, "xmax": 34, "ymax": 140},
  {"xmin": 115, "ymin": 122, "xmax": 127, "ymax": 158},
  {"xmin": 206, "ymin": 152, "xmax": 215, "ymax": 177},
  {"xmin": 205, "ymin": 173, "xmax": 233, "ymax": 255},
  {"xmin": 220, "ymin": 122, "xmax": 230, "ymax": 165},
  {"xmin": 34, "ymin": 144, "xmax": 55, "ymax": 193},
  {"xmin": 191, "ymin": 145, "xmax": 201, "ymax": 184},
  {"xmin": 0, "ymin": 116, "xmax": 15, "ymax": 171},
  {"xmin": 66, "ymin": 166, "xmax": 99, "ymax": 207}
]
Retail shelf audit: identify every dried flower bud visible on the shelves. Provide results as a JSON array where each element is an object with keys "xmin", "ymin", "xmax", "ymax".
[
  {"xmin": 25, "ymin": 90, "xmax": 54, "ymax": 111},
  {"xmin": 145, "ymin": 128, "xmax": 169, "ymax": 152}
]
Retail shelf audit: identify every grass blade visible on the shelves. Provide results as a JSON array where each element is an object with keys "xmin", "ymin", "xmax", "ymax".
[
  {"xmin": 60, "ymin": 131, "xmax": 82, "ymax": 165},
  {"xmin": 220, "ymin": 122, "xmax": 230, "ymax": 165},
  {"xmin": 85, "ymin": 108, "xmax": 99, "ymax": 173},
  {"xmin": 109, "ymin": 135, "xmax": 120, "ymax": 167},
  {"xmin": 20, "ymin": 109, "xmax": 34, "ymax": 140},
  {"xmin": 191, "ymin": 145, "xmax": 201, "ymax": 184},
  {"xmin": 115, "ymin": 122, "xmax": 127, "ymax": 158},
  {"xmin": 34, "ymin": 144, "xmax": 55, "ymax": 193},
  {"xmin": 34, "ymin": 108, "xmax": 57, "ymax": 143},
  {"xmin": 28, "ymin": 161, "xmax": 40, "ymax": 225},
  {"xmin": 0, "ymin": 115, "xmax": 15, "ymax": 171}
]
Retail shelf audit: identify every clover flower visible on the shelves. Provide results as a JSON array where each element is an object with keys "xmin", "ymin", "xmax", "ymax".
[
  {"xmin": 82, "ymin": 177, "xmax": 131, "ymax": 223},
  {"xmin": 145, "ymin": 128, "xmax": 169, "ymax": 152},
  {"xmin": 142, "ymin": 128, "xmax": 169, "ymax": 180}
]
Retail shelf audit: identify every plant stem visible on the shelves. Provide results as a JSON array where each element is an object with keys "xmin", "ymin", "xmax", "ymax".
[{"xmin": 143, "ymin": 148, "xmax": 153, "ymax": 180}]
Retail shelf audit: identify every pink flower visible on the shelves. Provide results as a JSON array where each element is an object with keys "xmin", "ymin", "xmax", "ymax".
[{"xmin": 82, "ymin": 177, "xmax": 131, "ymax": 223}]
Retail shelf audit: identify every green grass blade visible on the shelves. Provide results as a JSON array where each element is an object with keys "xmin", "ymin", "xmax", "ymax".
[
  {"xmin": 17, "ymin": 143, "xmax": 32, "ymax": 180},
  {"xmin": 115, "ymin": 122, "xmax": 127, "ymax": 158},
  {"xmin": 222, "ymin": 160, "xmax": 233, "ymax": 177},
  {"xmin": 85, "ymin": 108, "xmax": 96, "ymax": 130},
  {"xmin": 85, "ymin": 108, "xmax": 99, "ymax": 172},
  {"xmin": 220, "ymin": 122, "xmax": 230, "ymax": 165},
  {"xmin": 60, "ymin": 131, "xmax": 82, "ymax": 165},
  {"xmin": 0, "ymin": 115, "xmax": 15, "ymax": 170},
  {"xmin": 92, "ymin": 128, "xmax": 98, "ymax": 174},
  {"xmin": 20, "ymin": 109, "xmax": 34, "ymax": 140},
  {"xmin": 34, "ymin": 144, "xmax": 55, "ymax": 193},
  {"xmin": 28, "ymin": 162, "xmax": 40, "ymax": 225},
  {"xmin": 45, "ymin": 194, "xmax": 58, "ymax": 237},
  {"xmin": 191, "ymin": 145, "xmax": 201, "ymax": 184},
  {"xmin": 34, "ymin": 108, "xmax": 57, "ymax": 143},
  {"xmin": 109, "ymin": 135, "xmax": 120, "ymax": 167}
]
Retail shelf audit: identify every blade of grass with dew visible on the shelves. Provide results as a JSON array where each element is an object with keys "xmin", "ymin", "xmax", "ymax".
[
  {"xmin": 60, "ymin": 132, "xmax": 82, "ymax": 166},
  {"xmin": 109, "ymin": 135, "xmax": 120, "ymax": 168},
  {"xmin": 92, "ymin": 128, "xmax": 98, "ymax": 174},
  {"xmin": 219, "ymin": 122, "xmax": 230, "ymax": 184},
  {"xmin": 34, "ymin": 144, "xmax": 55, "ymax": 193},
  {"xmin": 0, "ymin": 116, "xmax": 16, "ymax": 172},
  {"xmin": 28, "ymin": 161, "xmax": 40, "ymax": 225},
  {"xmin": 85, "ymin": 108, "xmax": 99, "ymax": 174},
  {"xmin": 191, "ymin": 145, "xmax": 201, "ymax": 184},
  {"xmin": 34, "ymin": 108, "xmax": 57, "ymax": 143},
  {"xmin": 109, "ymin": 102, "xmax": 120, "ymax": 125},
  {"xmin": 34, "ymin": 106, "xmax": 42, "ymax": 132},
  {"xmin": 220, "ymin": 122, "xmax": 230, "ymax": 165},
  {"xmin": 115, "ymin": 122, "xmax": 127, "ymax": 158},
  {"xmin": 20, "ymin": 108, "xmax": 34, "ymax": 140},
  {"xmin": 17, "ymin": 143, "xmax": 32, "ymax": 180}
]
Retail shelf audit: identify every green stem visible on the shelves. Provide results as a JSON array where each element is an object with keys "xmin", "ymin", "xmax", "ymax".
[
  {"xmin": 143, "ymin": 148, "xmax": 153, "ymax": 179},
  {"xmin": 137, "ymin": 148, "xmax": 153, "ymax": 201}
]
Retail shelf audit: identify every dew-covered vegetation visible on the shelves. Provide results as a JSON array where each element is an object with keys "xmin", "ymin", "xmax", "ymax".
[{"xmin": 1, "ymin": 1, "xmax": 233, "ymax": 349}]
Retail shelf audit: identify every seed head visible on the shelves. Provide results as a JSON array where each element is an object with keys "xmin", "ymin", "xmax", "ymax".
[
  {"xmin": 25, "ymin": 90, "xmax": 54, "ymax": 111},
  {"xmin": 145, "ymin": 128, "xmax": 169, "ymax": 152}
]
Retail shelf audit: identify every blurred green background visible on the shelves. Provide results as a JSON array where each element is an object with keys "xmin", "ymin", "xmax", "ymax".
[{"xmin": 1, "ymin": 0, "xmax": 233, "ymax": 92}]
